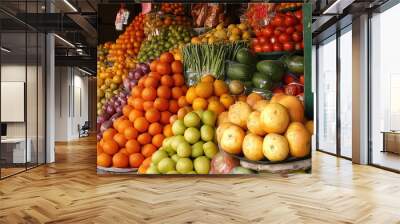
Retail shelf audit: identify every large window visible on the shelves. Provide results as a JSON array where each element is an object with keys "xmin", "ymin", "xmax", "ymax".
[
  {"xmin": 370, "ymin": 3, "xmax": 400, "ymax": 171},
  {"xmin": 317, "ymin": 35, "xmax": 337, "ymax": 154},
  {"xmin": 339, "ymin": 26, "xmax": 352, "ymax": 158}
]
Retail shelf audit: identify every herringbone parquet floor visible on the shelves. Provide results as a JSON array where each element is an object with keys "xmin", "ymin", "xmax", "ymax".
[{"xmin": 0, "ymin": 136, "xmax": 400, "ymax": 224}]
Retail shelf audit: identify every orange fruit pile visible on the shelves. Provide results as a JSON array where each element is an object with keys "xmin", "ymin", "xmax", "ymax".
[{"xmin": 97, "ymin": 52, "xmax": 188, "ymax": 169}]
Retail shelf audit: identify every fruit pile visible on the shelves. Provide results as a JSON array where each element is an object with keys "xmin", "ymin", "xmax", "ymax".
[
  {"xmin": 97, "ymin": 53, "xmax": 188, "ymax": 168},
  {"xmin": 275, "ymin": 3, "xmax": 303, "ymax": 12},
  {"xmin": 137, "ymin": 25, "xmax": 193, "ymax": 63},
  {"xmin": 252, "ymin": 10, "xmax": 303, "ymax": 53},
  {"xmin": 191, "ymin": 23, "xmax": 252, "ymax": 44},
  {"xmin": 144, "ymin": 13, "xmax": 192, "ymax": 36},
  {"xmin": 143, "ymin": 110, "xmax": 219, "ymax": 174},
  {"xmin": 217, "ymin": 93, "xmax": 313, "ymax": 162},
  {"xmin": 160, "ymin": 3, "xmax": 185, "ymax": 15}
]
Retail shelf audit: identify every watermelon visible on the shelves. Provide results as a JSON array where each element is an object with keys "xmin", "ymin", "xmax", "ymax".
[{"xmin": 256, "ymin": 60, "xmax": 285, "ymax": 82}]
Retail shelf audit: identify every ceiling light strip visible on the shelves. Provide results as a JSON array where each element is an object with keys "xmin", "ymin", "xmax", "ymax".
[
  {"xmin": 54, "ymin": 34, "xmax": 75, "ymax": 48},
  {"xmin": 63, "ymin": 0, "xmax": 78, "ymax": 12},
  {"xmin": 1, "ymin": 47, "xmax": 11, "ymax": 53}
]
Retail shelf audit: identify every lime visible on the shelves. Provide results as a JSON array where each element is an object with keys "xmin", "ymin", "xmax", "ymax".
[
  {"xmin": 177, "ymin": 142, "xmax": 192, "ymax": 158},
  {"xmin": 172, "ymin": 119, "xmax": 186, "ymax": 135},
  {"xmin": 194, "ymin": 156, "xmax": 211, "ymax": 174},
  {"xmin": 183, "ymin": 112, "xmax": 201, "ymax": 128},
  {"xmin": 176, "ymin": 158, "xmax": 193, "ymax": 174},
  {"xmin": 200, "ymin": 125, "xmax": 215, "ymax": 142},
  {"xmin": 184, "ymin": 127, "xmax": 201, "ymax": 144},
  {"xmin": 203, "ymin": 141, "xmax": 218, "ymax": 159},
  {"xmin": 201, "ymin": 110, "xmax": 217, "ymax": 126}
]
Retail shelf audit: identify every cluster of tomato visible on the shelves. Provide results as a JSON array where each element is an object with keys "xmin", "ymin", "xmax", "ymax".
[
  {"xmin": 107, "ymin": 13, "xmax": 146, "ymax": 68},
  {"xmin": 252, "ymin": 10, "xmax": 303, "ymax": 53},
  {"xmin": 160, "ymin": 3, "xmax": 185, "ymax": 15}
]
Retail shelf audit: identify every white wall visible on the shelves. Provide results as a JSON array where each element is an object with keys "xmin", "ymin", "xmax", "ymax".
[{"xmin": 54, "ymin": 67, "xmax": 89, "ymax": 141}]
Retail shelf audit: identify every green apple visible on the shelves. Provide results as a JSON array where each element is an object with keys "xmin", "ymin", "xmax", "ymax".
[
  {"xmin": 184, "ymin": 127, "xmax": 201, "ymax": 144},
  {"xmin": 194, "ymin": 156, "xmax": 210, "ymax": 174},
  {"xmin": 172, "ymin": 120, "xmax": 186, "ymax": 135},
  {"xmin": 176, "ymin": 158, "xmax": 193, "ymax": 174},
  {"xmin": 183, "ymin": 112, "xmax": 201, "ymax": 127},
  {"xmin": 200, "ymin": 125, "xmax": 215, "ymax": 142},
  {"xmin": 203, "ymin": 141, "xmax": 218, "ymax": 159},
  {"xmin": 201, "ymin": 110, "xmax": 217, "ymax": 126}
]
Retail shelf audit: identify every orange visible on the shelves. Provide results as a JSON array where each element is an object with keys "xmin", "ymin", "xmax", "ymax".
[
  {"xmin": 113, "ymin": 133, "xmax": 127, "ymax": 147},
  {"xmin": 160, "ymin": 111, "xmax": 172, "ymax": 125},
  {"xmin": 148, "ymin": 122, "xmax": 162, "ymax": 136},
  {"xmin": 150, "ymin": 60, "xmax": 159, "ymax": 72},
  {"xmin": 156, "ymin": 62, "xmax": 172, "ymax": 75},
  {"xmin": 171, "ymin": 87, "xmax": 183, "ymax": 99},
  {"xmin": 213, "ymin": 80, "xmax": 229, "ymax": 96},
  {"xmin": 145, "ymin": 108, "xmax": 161, "ymax": 123},
  {"xmin": 134, "ymin": 117, "xmax": 149, "ymax": 133},
  {"xmin": 185, "ymin": 87, "xmax": 197, "ymax": 104},
  {"xmin": 169, "ymin": 115, "xmax": 178, "ymax": 124},
  {"xmin": 201, "ymin": 74, "xmax": 215, "ymax": 83},
  {"xmin": 172, "ymin": 74, "xmax": 184, "ymax": 86},
  {"xmin": 168, "ymin": 100, "xmax": 179, "ymax": 113},
  {"xmin": 112, "ymin": 152, "xmax": 129, "ymax": 168},
  {"xmin": 129, "ymin": 153, "xmax": 145, "ymax": 168},
  {"xmin": 116, "ymin": 120, "xmax": 133, "ymax": 133},
  {"xmin": 133, "ymin": 98, "xmax": 144, "ymax": 111},
  {"xmin": 148, "ymin": 71, "xmax": 161, "ymax": 80},
  {"xmin": 141, "ymin": 144, "xmax": 157, "ymax": 158},
  {"xmin": 97, "ymin": 153, "xmax": 112, "ymax": 167},
  {"xmin": 138, "ymin": 133, "xmax": 152, "ymax": 145},
  {"xmin": 177, "ymin": 107, "xmax": 189, "ymax": 119},
  {"xmin": 125, "ymin": 139, "xmax": 141, "ymax": 154},
  {"xmin": 144, "ymin": 76, "xmax": 159, "ymax": 88},
  {"xmin": 181, "ymin": 85, "xmax": 188, "ymax": 94},
  {"xmin": 127, "ymin": 96, "xmax": 135, "ymax": 106},
  {"xmin": 103, "ymin": 128, "xmax": 117, "ymax": 141},
  {"xmin": 142, "ymin": 87, "xmax": 157, "ymax": 101},
  {"xmin": 195, "ymin": 82, "xmax": 213, "ymax": 98},
  {"xmin": 142, "ymin": 157, "xmax": 152, "ymax": 168},
  {"xmin": 154, "ymin": 98, "xmax": 169, "ymax": 111},
  {"xmin": 124, "ymin": 126, "xmax": 138, "ymax": 140},
  {"xmin": 207, "ymin": 96, "xmax": 219, "ymax": 103},
  {"xmin": 138, "ymin": 165, "xmax": 147, "ymax": 174},
  {"xmin": 237, "ymin": 95, "xmax": 247, "ymax": 102},
  {"xmin": 152, "ymin": 134, "xmax": 165, "ymax": 148},
  {"xmin": 171, "ymin": 60, "xmax": 183, "ymax": 73},
  {"xmin": 102, "ymin": 140, "xmax": 119, "ymax": 155},
  {"xmin": 163, "ymin": 124, "xmax": 173, "ymax": 137},
  {"xmin": 122, "ymin": 105, "xmax": 133, "ymax": 117},
  {"xmin": 246, "ymin": 92, "xmax": 263, "ymax": 107},
  {"xmin": 138, "ymin": 76, "xmax": 146, "ymax": 88},
  {"xmin": 160, "ymin": 52, "xmax": 175, "ymax": 63},
  {"xmin": 220, "ymin": 94, "xmax": 235, "ymax": 109},
  {"xmin": 97, "ymin": 143, "xmax": 103, "ymax": 155},
  {"xmin": 178, "ymin": 96, "xmax": 188, "ymax": 107},
  {"xmin": 160, "ymin": 75, "xmax": 174, "ymax": 87},
  {"xmin": 119, "ymin": 148, "xmax": 129, "ymax": 156},
  {"xmin": 131, "ymin": 86, "xmax": 143, "ymax": 98},
  {"xmin": 143, "ymin": 101, "xmax": 154, "ymax": 111},
  {"xmin": 208, "ymin": 101, "xmax": 225, "ymax": 115},
  {"xmin": 128, "ymin": 109, "xmax": 144, "ymax": 122},
  {"xmin": 157, "ymin": 85, "xmax": 171, "ymax": 99},
  {"xmin": 192, "ymin": 97, "xmax": 208, "ymax": 111}
]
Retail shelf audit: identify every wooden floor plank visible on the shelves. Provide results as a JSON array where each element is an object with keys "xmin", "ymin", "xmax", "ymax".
[{"xmin": 0, "ymin": 136, "xmax": 399, "ymax": 224}]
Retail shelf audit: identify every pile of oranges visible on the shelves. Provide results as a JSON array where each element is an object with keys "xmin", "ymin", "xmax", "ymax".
[
  {"xmin": 97, "ymin": 52, "xmax": 188, "ymax": 170},
  {"xmin": 184, "ymin": 75, "xmax": 235, "ymax": 116},
  {"xmin": 160, "ymin": 3, "xmax": 185, "ymax": 16}
]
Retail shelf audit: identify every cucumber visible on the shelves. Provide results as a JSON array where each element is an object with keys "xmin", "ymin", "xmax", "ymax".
[{"xmin": 226, "ymin": 63, "xmax": 253, "ymax": 81}]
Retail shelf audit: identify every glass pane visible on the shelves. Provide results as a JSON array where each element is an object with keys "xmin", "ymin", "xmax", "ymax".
[
  {"xmin": 38, "ymin": 32, "xmax": 46, "ymax": 165},
  {"xmin": 371, "ymin": 4, "xmax": 400, "ymax": 171},
  {"xmin": 1, "ymin": 30, "xmax": 28, "ymax": 177},
  {"xmin": 339, "ymin": 28, "xmax": 352, "ymax": 158},
  {"xmin": 317, "ymin": 36, "xmax": 337, "ymax": 154}
]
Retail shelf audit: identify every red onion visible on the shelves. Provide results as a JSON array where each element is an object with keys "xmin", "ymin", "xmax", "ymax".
[
  {"xmin": 100, "ymin": 120, "xmax": 113, "ymax": 132},
  {"xmin": 97, "ymin": 134, "xmax": 102, "ymax": 141},
  {"xmin": 110, "ymin": 112, "xmax": 122, "ymax": 122},
  {"xmin": 133, "ymin": 70, "xmax": 144, "ymax": 80},
  {"xmin": 128, "ymin": 71, "xmax": 135, "ymax": 79},
  {"xmin": 138, "ymin": 63, "xmax": 150, "ymax": 74},
  {"xmin": 106, "ymin": 105, "xmax": 115, "ymax": 115}
]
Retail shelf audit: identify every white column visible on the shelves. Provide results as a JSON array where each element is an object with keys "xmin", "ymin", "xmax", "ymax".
[{"xmin": 352, "ymin": 14, "xmax": 369, "ymax": 164}]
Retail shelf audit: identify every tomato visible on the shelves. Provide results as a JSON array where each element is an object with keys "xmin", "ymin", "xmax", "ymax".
[
  {"xmin": 286, "ymin": 27, "xmax": 295, "ymax": 35},
  {"xmin": 284, "ymin": 15, "xmax": 297, "ymax": 27},
  {"xmin": 294, "ymin": 10, "xmax": 303, "ymax": 20},
  {"xmin": 301, "ymin": 42, "xmax": 304, "ymax": 49},
  {"xmin": 273, "ymin": 43, "xmax": 283, "ymax": 52},
  {"xmin": 262, "ymin": 43, "xmax": 273, "ymax": 52},
  {"xmin": 284, "ymin": 84, "xmax": 300, "ymax": 96},
  {"xmin": 274, "ymin": 26, "xmax": 285, "ymax": 36},
  {"xmin": 252, "ymin": 38, "xmax": 259, "ymax": 45},
  {"xmin": 254, "ymin": 44, "xmax": 262, "ymax": 53},
  {"xmin": 258, "ymin": 37, "xmax": 267, "ymax": 44},
  {"xmin": 283, "ymin": 42, "xmax": 294, "ymax": 51},
  {"xmin": 278, "ymin": 33, "xmax": 291, "ymax": 44},
  {"xmin": 292, "ymin": 32, "xmax": 303, "ymax": 42},
  {"xmin": 295, "ymin": 43, "xmax": 302, "ymax": 51},
  {"xmin": 295, "ymin": 24, "xmax": 303, "ymax": 32},
  {"xmin": 284, "ymin": 74, "xmax": 296, "ymax": 84},
  {"xmin": 271, "ymin": 15, "xmax": 284, "ymax": 27},
  {"xmin": 262, "ymin": 26, "xmax": 274, "ymax": 38},
  {"xmin": 255, "ymin": 29, "xmax": 263, "ymax": 37},
  {"xmin": 270, "ymin": 36, "xmax": 278, "ymax": 44},
  {"xmin": 299, "ymin": 75, "xmax": 305, "ymax": 85}
]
